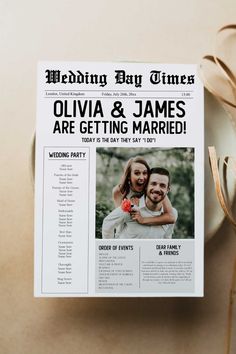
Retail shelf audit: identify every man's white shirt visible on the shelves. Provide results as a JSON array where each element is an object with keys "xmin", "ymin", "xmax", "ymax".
[{"xmin": 102, "ymin": 199, "xmax": 177, "ymax": 239}]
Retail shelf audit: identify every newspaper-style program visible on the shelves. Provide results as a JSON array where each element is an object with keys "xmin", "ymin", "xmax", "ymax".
[{"xmin": 35, "ymin": 62, "xmax": 204, "ymax": 297}]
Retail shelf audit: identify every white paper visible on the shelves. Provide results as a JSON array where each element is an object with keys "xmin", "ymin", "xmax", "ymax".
[{"xmin": 35, "ymin": 62, "xmax": 204, "ymax": 297}]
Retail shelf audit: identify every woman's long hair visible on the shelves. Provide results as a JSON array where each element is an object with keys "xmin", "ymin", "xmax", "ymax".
[{"xmin": 119, "ymin": 156, "xmax": 150, "ymax": 198}]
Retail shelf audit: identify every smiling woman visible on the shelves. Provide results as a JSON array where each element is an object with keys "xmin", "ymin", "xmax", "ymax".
[{"xmin": 112, "ymin": 156, "xmax": 150, "ymax": 207}]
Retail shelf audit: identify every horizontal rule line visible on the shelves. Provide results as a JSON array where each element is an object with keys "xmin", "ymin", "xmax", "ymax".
[
  {"xmin": 45, "ymin": 89, "xmax": 194, "ymax": 92},
  {"xmin": 44, "ymin": 97, "xmax": 193, "ymax": 99}
]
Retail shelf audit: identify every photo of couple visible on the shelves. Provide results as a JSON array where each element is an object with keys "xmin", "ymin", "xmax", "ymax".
[{"xmin": 96, "ymin": 148, "xmax": 194, "ymax": 239}]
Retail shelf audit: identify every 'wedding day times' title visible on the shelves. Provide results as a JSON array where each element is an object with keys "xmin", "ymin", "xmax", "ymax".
[{"xmin": 45, "ymin": 68, "xmax": 195, "ymax": 136}]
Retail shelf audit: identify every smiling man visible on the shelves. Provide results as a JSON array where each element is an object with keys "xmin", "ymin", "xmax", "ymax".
[{"xmin": 102, "ymin": 167, "xmax": 178, "ymax": 239}]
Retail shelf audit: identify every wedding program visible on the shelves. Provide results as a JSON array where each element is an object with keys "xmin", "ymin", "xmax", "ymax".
[{"xmin": 34, "ymin": 62, "xmax": 204, "ymax": 297}]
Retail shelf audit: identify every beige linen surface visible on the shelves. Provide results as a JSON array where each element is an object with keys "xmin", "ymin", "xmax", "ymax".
[{"xmin": 1, "ymin": 1, "xmax": 236, "ymax": 353}]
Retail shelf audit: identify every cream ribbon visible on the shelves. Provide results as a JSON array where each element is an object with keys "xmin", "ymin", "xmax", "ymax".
[
  {"xmin": 200, "ymin": 24, "xmax": 236, "ymax": 227},
  {"xmin": 208, "ymin": 146, "xmax": 236, "ymax": 228},
  {"xmin": 199, "ymin": 24, "xmax": 236, "ymax": 109},
  {"xmin": 201, "ymin": 25, "xmax": 236, "ymax": 354}
]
